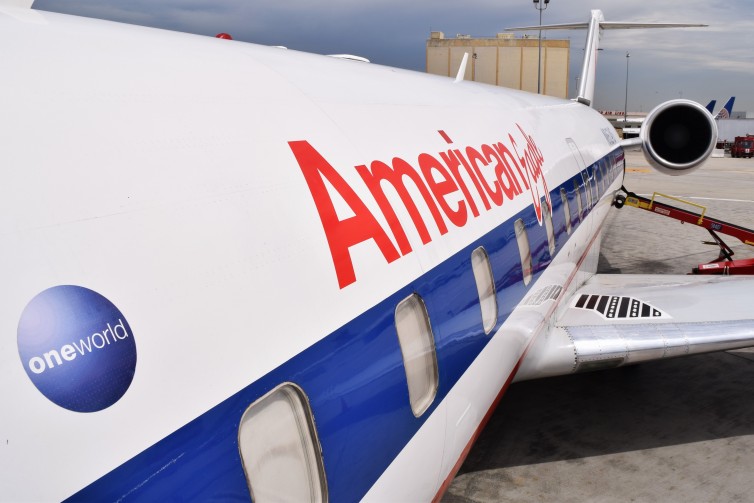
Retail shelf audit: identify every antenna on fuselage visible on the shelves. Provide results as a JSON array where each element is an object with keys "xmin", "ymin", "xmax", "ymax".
[{"xmin": 454, "ymin": 52, "xmax": 469, "ymax": 83}]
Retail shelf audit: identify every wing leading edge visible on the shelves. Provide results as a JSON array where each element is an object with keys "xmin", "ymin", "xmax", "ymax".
[{"xmin": 515, "ymin": 275, "xmax": 754, "ymax": 381}]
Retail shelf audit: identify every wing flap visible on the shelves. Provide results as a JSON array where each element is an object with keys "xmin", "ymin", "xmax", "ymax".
[
  {"xmin": 565, "ymin": 320, "xmax": 754, "ymax": 370},
  {"xmin": 515, "ymin": 275, "xmax": 754, "ymax": 381}
]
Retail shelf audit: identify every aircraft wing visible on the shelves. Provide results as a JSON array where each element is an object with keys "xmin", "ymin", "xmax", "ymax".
[{"xmin": 515, "ymin": 275, "xmax": 754, "ymax": 381}]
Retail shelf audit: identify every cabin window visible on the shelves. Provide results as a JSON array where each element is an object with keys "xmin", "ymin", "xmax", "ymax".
[
  {"xmin": 395, "ymin": 293, "xmax": 438, "ymax": 417},
  {"xmin": 573, "ymin": 180, "xmax": 584, "ymax": 222},
  {"xmin": 238, "ymin": 383, "xmax": 327, "ymax": 503},
  {"xmin": 595, "ymin": 164, "xmax": 603, "ymax": 195},
  {"xmin": 589, "ymin": 168, "xmax": 599, "ymax": 202},
  {"xmin": 543, "ymin": 202, "xmax": 556, "ymax": 257},
  {"xmin": 605, "ymin": 162, "xmax": 613, "ymax": 189},
  {"xmin": 471, "ymin": 247, "xmax": 498, "ymax": 334},
  {"xmin": 560, "ymin": 188, "xmax": 572, "ymax": 235},
  {"xmin": 581, "ymin": 172, "xmax": 592, "ymax": 209},
  {"xmin": 514, "ymin": 218, "xmax": 533, "ymax": 285},
  {"xmin": 566, "ymin": 138, "xmax": 590, "ymax": 214}
]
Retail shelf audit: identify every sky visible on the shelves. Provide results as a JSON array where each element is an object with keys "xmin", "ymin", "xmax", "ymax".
[{"xmin": 31, "ymin": 0, "xmax": 754, "ymax": 113}]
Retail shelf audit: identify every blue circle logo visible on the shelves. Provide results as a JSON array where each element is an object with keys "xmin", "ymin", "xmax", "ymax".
[{"xmin": 17, "ymin": 286, "xmax": 136, "ymax": 412}]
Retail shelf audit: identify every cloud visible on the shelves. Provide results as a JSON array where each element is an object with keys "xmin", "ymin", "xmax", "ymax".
[{"xmin": 31, "ymin": 0, "xmax": 754, "ymax": 112}]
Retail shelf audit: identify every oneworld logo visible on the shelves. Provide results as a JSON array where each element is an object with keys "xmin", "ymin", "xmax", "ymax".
[
  {"xmin": 17, "ymin": 286, "xmax": 136, "ymax": 413},
  {"xmin": 26, "ymin": 319, "xmax": 130, "ymax": 374}
]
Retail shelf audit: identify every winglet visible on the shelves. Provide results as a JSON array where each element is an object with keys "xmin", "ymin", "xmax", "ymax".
[{"xmin": 454, "ymin": 52, "xmax": 469, "ymax": 83}]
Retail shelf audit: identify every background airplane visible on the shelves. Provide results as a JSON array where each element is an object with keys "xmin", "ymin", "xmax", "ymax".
[
  {"xmin": 715, "ymin": 96, "xmax": 736, "ymax": 119},
  {"xmin": 2, "ymin": 3, "xmax": 752, "ymax": 502}
]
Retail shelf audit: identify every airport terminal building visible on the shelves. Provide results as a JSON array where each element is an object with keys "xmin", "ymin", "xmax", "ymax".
[
  {"xmin": 717, "ymin": 117, "xmax": 754, "ymax": 143},
  {"xmin": 426, "ymin": 32, "xmax": 570, "ymax": 99}
]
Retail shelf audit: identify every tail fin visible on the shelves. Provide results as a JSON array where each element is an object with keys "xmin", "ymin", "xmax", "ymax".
[
  {"xmin": 716, "ymin": 96, "xmax": 735, "ymax": 119},
  {"xmin": 506, "ymin": 10, "xmax": 706, "ymax": 107},
  {"xmin": 705, "ymin": 100, "xmax": 717, "ymax": 113}
]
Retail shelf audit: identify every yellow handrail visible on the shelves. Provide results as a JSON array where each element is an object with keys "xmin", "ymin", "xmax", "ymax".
[{"xmin": 649, "ymin": 192, "xmax": 707, "ymax": 225}]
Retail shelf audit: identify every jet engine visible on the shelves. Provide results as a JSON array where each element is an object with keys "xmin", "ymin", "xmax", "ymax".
[{"xmin": 638, "ymin": 99, "xmax": 718, "ymax": 175}]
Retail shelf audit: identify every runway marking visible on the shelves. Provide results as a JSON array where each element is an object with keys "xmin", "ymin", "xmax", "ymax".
[
  {"xmin": 636, "ymin": 194, "xmax": 754, "ymax": 204},
  {"xmin": 627, "ymin": 168, "xmax": 651, "ymax": 173}
]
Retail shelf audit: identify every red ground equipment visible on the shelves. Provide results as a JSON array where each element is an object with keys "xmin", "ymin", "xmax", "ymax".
[
  {"xmin": 731, "ymin": 135, "xmax": 754, "ymax": 158},
  {"xmin": 614, "ymin": 190, "xmax": 754, "ymax": 275}
]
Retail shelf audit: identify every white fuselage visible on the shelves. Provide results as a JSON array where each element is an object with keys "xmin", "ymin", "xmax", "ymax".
[{"xmin": 0, "ymin": 6, "xmax": 623, "ymax": 501}]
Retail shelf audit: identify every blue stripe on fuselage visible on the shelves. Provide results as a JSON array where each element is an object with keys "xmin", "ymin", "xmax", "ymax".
[{"xmin": 66, "ymin": 147, "xmax": 625, "ymax": 503}]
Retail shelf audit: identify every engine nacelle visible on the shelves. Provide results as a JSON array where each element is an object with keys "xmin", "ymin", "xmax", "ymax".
[{"xmin": 639, "ymin": 99, "xmax": 718, "ymax": 175}]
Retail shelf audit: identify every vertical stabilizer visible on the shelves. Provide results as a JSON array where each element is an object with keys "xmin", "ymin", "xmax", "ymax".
[
  {"xmin": 576, "ymin": 10, "xmax": 604, "ymax": 106},
  {"xmin": 716, "ymin": 96, "xmax": 735, "ymax": 119},
  {"xmin": 505, "ymin": 12, "xmax": 706, "ymax": 108}
]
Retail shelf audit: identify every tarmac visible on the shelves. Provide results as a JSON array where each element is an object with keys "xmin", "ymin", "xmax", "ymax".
[{"xmin": 443, "ymin": 149, "xmax": 754, "ymax": 503}]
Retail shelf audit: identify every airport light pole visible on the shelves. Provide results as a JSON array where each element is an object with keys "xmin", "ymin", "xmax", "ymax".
[
  {"xmin": 533, "ymin": 0, "xmax": 550, "ymax": 94},
  {"xmin": 624, "ymin": 52, "xmax": 630, "ymax": 125}
]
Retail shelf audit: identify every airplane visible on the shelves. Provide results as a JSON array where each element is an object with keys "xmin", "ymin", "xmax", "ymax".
[
  {"xmin": 705, "ymin": 99, "xmax": 717, "ymax": 113},
  {"xmin": 3, "ymin": 3, "xmax": 753, "ymax": 502},
  {"xmin": 715, "ymin": 96, "xmax": 736, "ymax": 119}
]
